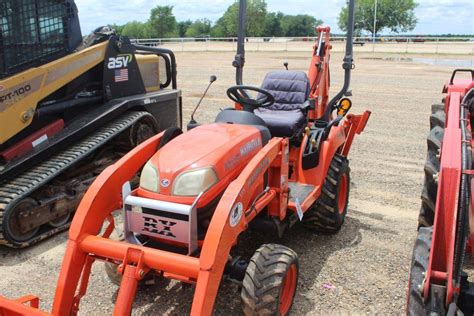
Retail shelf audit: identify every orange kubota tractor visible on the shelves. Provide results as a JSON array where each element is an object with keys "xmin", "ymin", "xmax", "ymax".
[{"xmin": 0, "ymin": 0, "xmax": 370, "ymax": 314}]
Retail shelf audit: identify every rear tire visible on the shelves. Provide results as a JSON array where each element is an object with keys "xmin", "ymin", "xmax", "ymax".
[
  {"xmin": 241, "ymin": 244, "xmax": 299, "ymax": 316},
  {"xmin": 302, "ymin": 154, "xmax": 350, "ymax": 234},
  {"xmin": 418, "ymin": 104, "xmax": 445, "ymax": 227},
  {"xmin": 407, "ymin": 226, "xmax": 432, "ymax": 315}
]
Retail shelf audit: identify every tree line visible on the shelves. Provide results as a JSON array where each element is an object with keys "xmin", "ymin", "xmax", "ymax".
[
  {"xmin": 111, "ymin": 0, "xmax": 418, "ymax": 39},
  {"xmin": 338, "ymin": 0, "xmax": 417, "ymax": 36},
  {"xmin": 112, "ymin": 1, "xmax": 322, "ymax": 39}
]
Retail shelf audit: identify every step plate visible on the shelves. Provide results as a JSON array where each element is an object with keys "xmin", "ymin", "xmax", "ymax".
[{"xmin": 288, "ymin": 182, "xmax": 315, "ymax": 204}]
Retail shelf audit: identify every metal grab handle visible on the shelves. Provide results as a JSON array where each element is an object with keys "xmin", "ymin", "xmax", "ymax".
[
  {"xmin": 133, "ymin": 44, "xmax": 178, "ymax": 90},
  {"xmin": 450, "ymin": 69, "xmax": 474, "ymax": 85}
]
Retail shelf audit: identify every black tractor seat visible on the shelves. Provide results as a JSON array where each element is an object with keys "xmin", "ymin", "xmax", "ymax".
[
  {"xmin": 255, "ymin": 109, "xmax": 306, "ymax": 138},
  {"xmin": 254, "ymin": 71, "xmax": 310, "ymax": 138}
]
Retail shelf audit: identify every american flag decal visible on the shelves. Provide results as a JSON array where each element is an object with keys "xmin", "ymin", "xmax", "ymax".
[{"xmin": 114, "ymin": 69, "xmax": 129, "ymax": 82}]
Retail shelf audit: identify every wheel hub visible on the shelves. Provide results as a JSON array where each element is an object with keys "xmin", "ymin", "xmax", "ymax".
[
  {"xmin": 279, "ymin": 264, "xmax": 297, "ymax": 315},
  {"xmin": 338, "ymin": 173, "xmax": 348, "ymax": 214}
]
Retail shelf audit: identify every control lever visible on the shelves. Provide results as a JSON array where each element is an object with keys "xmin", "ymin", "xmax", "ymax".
[{"xmin": 188, "ymin": 75, "xmax": 217, "ymax": 130}]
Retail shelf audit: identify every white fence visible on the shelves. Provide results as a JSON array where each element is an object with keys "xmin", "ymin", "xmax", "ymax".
[{"xmin": 132, "ymin": 36, "xmax": 474, "ymax": 55}]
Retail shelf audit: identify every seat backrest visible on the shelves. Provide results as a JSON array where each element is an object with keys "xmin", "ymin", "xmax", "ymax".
[{"xmin": 259, "ymin": 70, "xmax": 310, "ymax": 111}]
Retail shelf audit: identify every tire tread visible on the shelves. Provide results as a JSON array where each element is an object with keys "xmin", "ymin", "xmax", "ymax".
[{"xmin": 241, "ymin": 244, "xmax": 298, "ymax": 316}]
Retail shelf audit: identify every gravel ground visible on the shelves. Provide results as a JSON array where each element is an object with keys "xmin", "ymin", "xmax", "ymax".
[{"xmin": 1, "ymin": 50, "xmax": 472, "ymax": 315}]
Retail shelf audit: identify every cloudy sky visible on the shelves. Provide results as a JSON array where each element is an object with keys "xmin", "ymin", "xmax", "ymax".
[{"xmin": 76, "ymin": 0, "xmax": 474, "ymax": 35}]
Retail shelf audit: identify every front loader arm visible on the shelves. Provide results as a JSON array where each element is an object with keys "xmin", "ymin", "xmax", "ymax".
[
  {"xmin": 192, "ymin": 137, "xmax": 288, "ymax": 315},
  {"xmin": 53, "ymin": 130, "xmax": 168, "ymax": 315},
  {"xmin": 0, "ymin": 135, "xmax": 289, "ymax": 316},
  {"xmin": 0, "ymin": 131, "xmax": 166, "ymax": 316}
]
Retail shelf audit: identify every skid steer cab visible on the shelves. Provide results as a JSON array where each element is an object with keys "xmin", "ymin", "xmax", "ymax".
[{"xmin": 0, "ymin": 0, "xmax": 370, "ymax": 315}]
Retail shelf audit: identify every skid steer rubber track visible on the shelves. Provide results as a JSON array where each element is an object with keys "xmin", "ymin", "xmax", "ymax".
[{"xmin": 0, "ymin": 111, "xmax": 155, "ymax": 248}]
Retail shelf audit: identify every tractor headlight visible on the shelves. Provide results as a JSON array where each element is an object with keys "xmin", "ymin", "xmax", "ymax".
[
  {"xmin": 172, "ymin": 167, "xmax": 218, "ymax": 196},
  {"xmin": 139, "ymin": 161, "xmax": 160, "ymax": 193}
]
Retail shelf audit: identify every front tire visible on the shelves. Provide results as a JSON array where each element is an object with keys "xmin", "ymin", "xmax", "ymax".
[
  {"xmin": 241, "ymin": 244, "xmax": 299, "ymax": 316},
  {"xmin": 104, "ymin": 223, "xmax": 126, "ymax": 286},
  {"xmin": 302, "ymin": 154, "xmax": 350, "ymax": 234}
]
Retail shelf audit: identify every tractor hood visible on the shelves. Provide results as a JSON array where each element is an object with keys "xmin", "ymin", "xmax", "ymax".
[{"xmin": 144, "ymin": 123, "xmax": 265, "ymax": 196}]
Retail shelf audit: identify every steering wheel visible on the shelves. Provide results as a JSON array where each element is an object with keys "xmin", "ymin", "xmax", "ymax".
[{"xmin": 226, "ymin": 85, "xmax": 275, "ymax": 111}]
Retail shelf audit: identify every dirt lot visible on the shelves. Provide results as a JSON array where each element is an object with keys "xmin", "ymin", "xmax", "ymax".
[{"xmin": 1, "ymin": 50, "xmax": 473, "ymax": 314}]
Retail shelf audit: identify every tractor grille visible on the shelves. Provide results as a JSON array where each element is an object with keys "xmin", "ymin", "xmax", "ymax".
[{"xmin": 0, "ymin": 0, "xmax": 81, "ymax": 79}]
